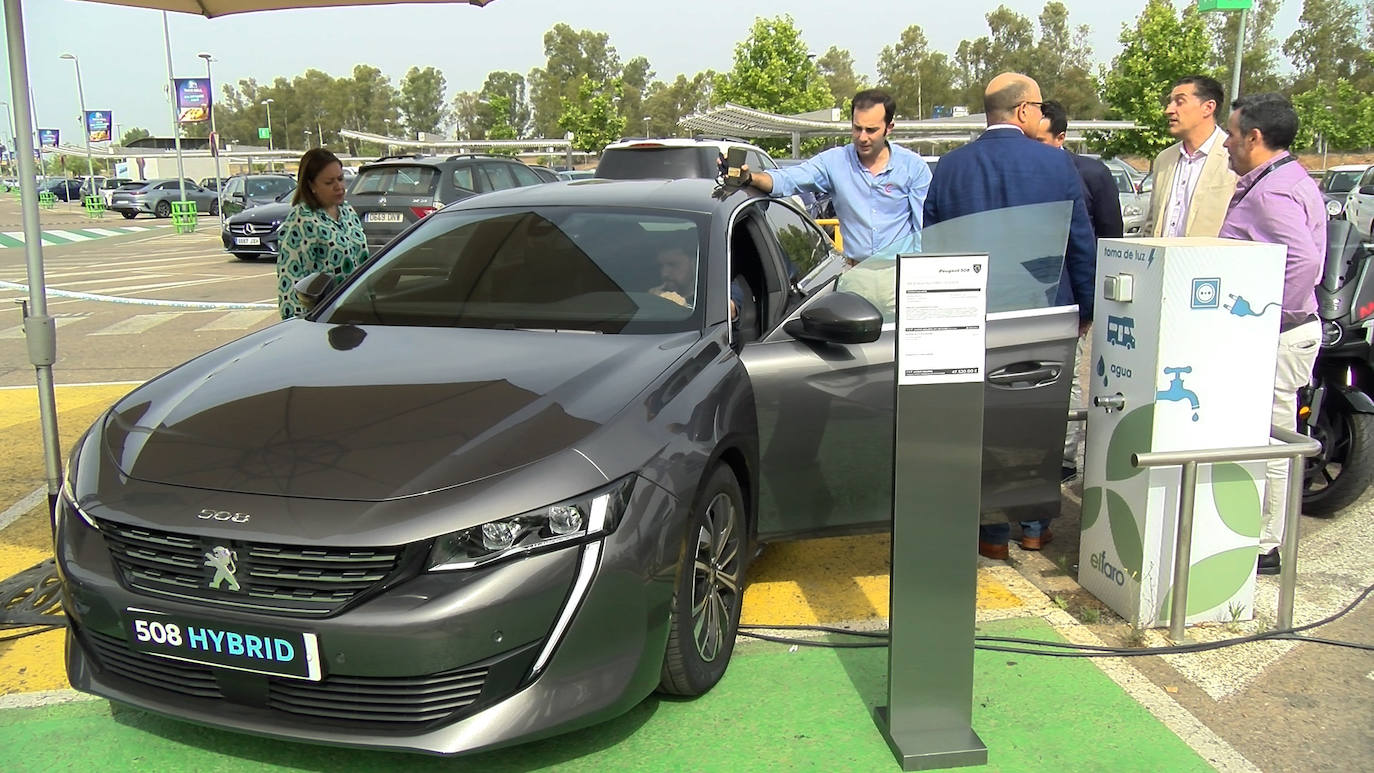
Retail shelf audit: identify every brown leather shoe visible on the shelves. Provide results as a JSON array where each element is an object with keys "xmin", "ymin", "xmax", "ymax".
[
  {"xmin": 1020, "ymin": 530, "xmax": 1054, "ymax": 551},
  {"xmin": 978, "ymin": 540, "xmax": 1009, "ymax": 560}
]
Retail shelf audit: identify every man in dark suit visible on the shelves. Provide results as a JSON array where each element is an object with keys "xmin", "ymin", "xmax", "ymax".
[
  {"xmin": 1037, "ymin": 100, "xmax": 1122, "ymax": 492},
  {"xmin": 924, "ymin": 72, "xmax": 1096, "ymax": 561}
]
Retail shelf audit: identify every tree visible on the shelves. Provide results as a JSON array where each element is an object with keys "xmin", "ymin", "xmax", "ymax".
[
  {"xmin": 619, "ymin": 56, "xmax": 654, "ymax": 133},
  {"xmin": 119, "ymin": 127, "xmax": 150, "ymax": 146},
  {"xmin": 953, "ymin": 5, "xmax": 1037, "ymax": 109},
  {"xmin": 816, "ymin": 47, "xmax": 865, "ymax": 110},
  {"xmin": 341, "ymin": 65, "xmax": 399, "ymax": 155},
  {"xmin": 1032, "ymin": 2, "xmax": 1102, "ymax": 118},
  {"xmin": 451, "ymin": 91, "xmax": 484, "ymax": 140},
  {"xmin": 1093, "ymin": 0, "xmax": 1212, "ymax": 159},
  {"xmin": 558, "ymin": 77, "xmax": 626, "ymax": 152},
  {"xmin": 477, "ymin": 72, "xmax": 531, "ymax": 138},
  {"xmin": 528, "ymin": 24, "xmax": 622, "ymax": 137},
  {"xmin": 642, "ymin": 71, "xmax": 716, "ymax": 136},
  {"xmin": 714, "ymin": 16, "xmax": 832, "ymax": 117},
  {"xmin": 1206, "ymin": 0, "xmax": 1284, "ymax": 96},
  {"xmin": 1283, "ymin": 0, "xmax": 1364, "ymax": 92},
  {"xmin": 399, "ymin": 66, "xmax": 448, "ymax": 137},
  {"xmin": 1291, "ymin": 80, "xmax": 1374, "ymax": 151},
  {"xmin": 877, "ymin": 25, "xmax": 958, "ymax": 119}
]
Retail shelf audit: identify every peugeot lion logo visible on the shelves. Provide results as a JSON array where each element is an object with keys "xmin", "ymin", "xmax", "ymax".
[{"xmin": 204, "ymin": 546, "xmax": 241, "ymax": 591}]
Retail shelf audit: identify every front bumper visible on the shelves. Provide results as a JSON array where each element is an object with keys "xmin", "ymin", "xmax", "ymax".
[
  {"xmin": 57, "ymin": 477, "xmax": 681, "ymax": 755},
  {"xmin": 221, "ymin": 229, "xmax": 281, "ymax": 257}
]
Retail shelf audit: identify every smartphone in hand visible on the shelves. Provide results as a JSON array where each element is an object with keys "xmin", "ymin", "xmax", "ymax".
[{"xmin": 725, "ymin": 147, "xmax": 747, "ymax": 181}]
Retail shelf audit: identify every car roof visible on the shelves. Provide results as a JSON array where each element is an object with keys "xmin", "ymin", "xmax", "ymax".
[
  {"xmin": 603, "ymin": 137, "xmax": 767, "ymax": 153},
  {"xmin": 359, "ymin": 154, "xmax": 514, "ymax": 170},
  {"xmin": 1328, "ymin": 164, "xmax": 1371, "ymax": 172},
  {"xmin": 444, "ymin": 177, "xmax": 763, "ymax": 216}
]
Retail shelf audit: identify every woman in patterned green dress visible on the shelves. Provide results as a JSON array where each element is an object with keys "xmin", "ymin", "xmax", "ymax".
[{"xmin": 275, "ymin": 148, "xmax": 369, "ymax": 319}]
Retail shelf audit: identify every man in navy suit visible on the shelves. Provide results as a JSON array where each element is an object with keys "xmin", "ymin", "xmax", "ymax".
[{"xmin": 924, "ymin": 72, "xmax": 1096, "ymax": 561}]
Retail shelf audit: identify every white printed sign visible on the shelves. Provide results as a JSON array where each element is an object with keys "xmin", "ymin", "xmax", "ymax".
[{"xmin": 896, "ymin": 253, "xmax": 988, "ymax": 386}]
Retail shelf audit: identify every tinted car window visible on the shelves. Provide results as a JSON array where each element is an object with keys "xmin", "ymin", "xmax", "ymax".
[
  {"xmin": 323, "ymin": 207, "xmax": 709, "ymax": 334},
  {"xmin": 510, "ymin": 164, "xmax": 542, "ymax": 187},
  {"xmin": 352, "ymin": 166, "xmax": 440, "ymax": 196},
  {"xmin": 758, "ymin": 200, "xmax": 828, "ymax": 279},
  {"xmin": 596, "ymin": 147, "xmax": 711, "ymax": 179},
  {"xmin": 483, "ymin": 163, "xmax": 519, "ymax": 192},
  {"xmin": 1323, "ymin": 171, "xmax": 1362, "ymax": 194},
  {"xmin": 246, "ymin": 177, "xmax": 294, "ymax": 198},
  {"xmin": 1112, "ymin": 170, "xmax": 1135, "ymax": 194},
  {"xmin": 452, "ymin": 166, "xmax": 477, "ymax": 192}
]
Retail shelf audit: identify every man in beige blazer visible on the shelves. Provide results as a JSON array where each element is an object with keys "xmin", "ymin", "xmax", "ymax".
[{"xmin": 1148, "ymin": 74, "xmax": 1238, "ymax": 237}]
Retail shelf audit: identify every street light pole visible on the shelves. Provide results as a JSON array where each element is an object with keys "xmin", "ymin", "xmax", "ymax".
[
  {"xmin": 161, "ymin": 11, "xmax": 188, "ymax": 207},
  {"xmin": 261, "ymin": 97, "xmax": 274, "ymax": 171},
  {"xmin": 198, "ymin": 52, "xmax": 224, "ymax": 227},
  {"xmin": 58, "ymin": 53, "xmax": 96, "ymax": 198},
  {"xmin": 1229, "ymin": 8, "xmax": 1247, "ymax": 102},
  {"xmin": 0, "ymin": 101, "xmax": 13, "ymax": 174},
  {"xmin": 303, "ymin": 129, "xmax": 312, "ymax": 149}
]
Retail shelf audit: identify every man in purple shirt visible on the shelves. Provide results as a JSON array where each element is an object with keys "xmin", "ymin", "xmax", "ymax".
[{"xmin": 1218, "ymin": 93, "xmax": 1325, "ymax": 575}]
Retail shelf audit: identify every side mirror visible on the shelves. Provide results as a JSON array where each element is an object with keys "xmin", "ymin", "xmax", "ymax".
[
  {"xmin": 1139, "ymin": 178, "xmax": 1153, "ymax": 194},
  {"xmin": 783, "ymin": 291, "xmax": 883, "ymax": 345},
  {"xmin": 293, "ymin": 271, "xmax": 336, "ymax": 311}
]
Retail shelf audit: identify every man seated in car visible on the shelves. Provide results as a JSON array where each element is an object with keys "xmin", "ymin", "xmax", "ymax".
[{"xmin": 651, "ymin": 242, "xmax": 697, "ymax": 308}]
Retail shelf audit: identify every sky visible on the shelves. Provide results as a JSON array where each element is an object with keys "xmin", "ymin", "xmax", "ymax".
[{"xmin": 0, "ymin": 0, "xmax": 1305, "ymax": 149}]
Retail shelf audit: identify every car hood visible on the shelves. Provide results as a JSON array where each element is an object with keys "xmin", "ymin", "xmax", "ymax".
[
  {"xmin": 226, "ymin": 201, "xmax": 291, "ymax": 224},
  {"xmin": 100, "ymin": 322, "xmax": 695, "ymax": 501}
]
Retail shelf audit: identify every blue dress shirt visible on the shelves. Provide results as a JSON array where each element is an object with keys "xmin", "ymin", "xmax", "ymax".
[{"xmin": 767, "ymin": 142, "xmax": 932, "ymax": 259}]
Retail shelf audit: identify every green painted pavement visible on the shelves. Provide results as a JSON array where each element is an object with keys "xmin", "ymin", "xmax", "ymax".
[{"xmin": 0, "ymin": 619, "xmax": 1211, "ymax": 772}]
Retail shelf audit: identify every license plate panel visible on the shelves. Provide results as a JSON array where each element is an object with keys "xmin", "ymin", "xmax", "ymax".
[
  {"xmin": 234, "ymin": 236, "xmax": 261, "ymax": 246},
  {"xmin": 366, "ymin": 211, "xmax": 404, "ymax": 223},
  {"xmin": 124, "ymin": 607, "xmax": 322, "ymax": 681}
]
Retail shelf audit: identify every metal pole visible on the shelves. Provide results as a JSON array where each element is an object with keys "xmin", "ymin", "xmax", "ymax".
[
  {"xmin": 1277, "ymin": 454, "xmax": 1303, "ymax": 629},
  {"xmin": 161, "ymin": 12, "xmax": 187, "ymax": 206},
  {"xmin": 1168, "ymin": 461, "xmax": 1200, "ymax": 642},
  {"xmin": 200, "ymin": 54, "xmax": 224, "ymax": 228},
  {"xmin": 5, "ymin": 0, "xmax": 63, "ymax": 515},
  {"xmin": 263, "ymin": 99, "xmax": 274, "ymax": 170},
  {"xmin": 1229, "ymin": 8, "xmax": 1247, "ymax": 102},
  {"xmin": 60, "ymin": 55, "xmax": 96, "ymax": 199}
]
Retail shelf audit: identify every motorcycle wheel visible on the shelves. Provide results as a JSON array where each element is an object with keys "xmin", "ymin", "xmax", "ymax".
[{"xmin": 1303, "ymin": 406, "xmax": 1374, "ymax": 516}]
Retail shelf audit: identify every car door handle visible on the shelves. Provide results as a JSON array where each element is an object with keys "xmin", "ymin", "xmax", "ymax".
[{"xmin": 987, "ymin": 363, "xmax": 1061, "ymax": 388}]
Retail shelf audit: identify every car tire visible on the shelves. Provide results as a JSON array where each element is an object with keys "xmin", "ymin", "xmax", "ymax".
[
  {"xmin": 658, "ymin": 464, "xmax": 747, "ymax": 697},
  {"xmin": 208, "ymin": 199, "xmax": 219, "ymax": 216},
  {"xmin": 120, "ymin": 212, "xmax": 136, "ymax": 220},
  {"xmin": 154, "ymin": 200, "xmax": 171, "ymax": 218},
  {"xmin": 1303, "ymin": 407, "xmax": 1374, "ymax": 516}
]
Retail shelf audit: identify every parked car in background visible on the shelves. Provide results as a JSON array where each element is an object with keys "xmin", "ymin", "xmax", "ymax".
[
  {"xmin": 773, "ymin": 158, "xmax": 833, "ymax": 220},
  {"xmin": 38, "ymin": 178, "xmax": 86, "ymax": 201},
  {"xmin": 110, "ymin": 179, "xmax": 216, "ymax": 219},
  {"xmin": 595, "ymin": 137, "xmax": 781, "ymax": 181},
  {"xmin": 221, "ymin": 189, "xmax": 293, "ymax": 261},
  {"xmin": 218, "ymin": 174, "xmax": 296, "ymax": 216},
  {"xmin": 1346, "ymin": 165, "xmax": 1374, "ymax": 240},
  {"xmin": 1089, "ymin": 155, "xmax": 1145, "ymax": 188},
  {"xmin": 528, "ymin": 165, "xmax": 561, "ymax": 182},
  {"xmin": 1321, "ymin": 164, "xmax": 1370, "ymax": 220},
  {"xmin": 199, "ymin": 177, "xmax": 221, "ymax": 191},
  {"xmin": 56, "ymin": 178, "xmax": 1076, "ymax": 756},
  {"xmin": 347, "ymin": 154, "xmax": 549, "ymax": 254},
  {"xmin": 97, "ymin": 178, "xmax": 136, "ymax": 206},
  {"xmin": 556, "ymin": 169, "xmax": 595, "ymax": 181},
  {"xmin": 1113, "ymin": 168, "xmax": 1149, "ymax": 237}
]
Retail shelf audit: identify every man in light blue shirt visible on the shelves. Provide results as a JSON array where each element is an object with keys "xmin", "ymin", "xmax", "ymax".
[{"xmin": 739, "ymin": 89, "xmax": 931, "ymax": 259}]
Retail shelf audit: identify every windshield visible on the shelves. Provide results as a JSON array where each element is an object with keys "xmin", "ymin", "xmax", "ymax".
[
  {"xmin": 1324, "ymin": 170, "xmax": 1364, "ymax": 194},
  {"xmin": 321, "ymin": 206, "xmax": 709, "ymax": 334},
  {"xmin": 247, "ymin": 177, "xmax": 295, "ymax": 198},
  {"xmin": 596, "ymin": 147, "xmax": 712, "ymax": 179},
  {"xmin": 351, "ymin": 165, "xmax": 440, "ymax": 197}
]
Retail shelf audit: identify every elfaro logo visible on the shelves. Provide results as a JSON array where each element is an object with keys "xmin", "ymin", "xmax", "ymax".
[{"xmin": 1090, "ymin": 550, "xmax": 1127, "ymax": 586}]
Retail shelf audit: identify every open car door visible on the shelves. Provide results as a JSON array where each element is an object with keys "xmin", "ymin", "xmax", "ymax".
[{"xmin": 743, "ymin": 202, "xmax": 1080, "ymax": 541}]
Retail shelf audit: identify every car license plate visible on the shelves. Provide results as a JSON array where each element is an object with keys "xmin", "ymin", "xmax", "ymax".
[
  {"xmin": 366, "ymin": 211, "xmax": 403, "ymax": 223},
  {"xmin": 125, "ymin": 608, "xmax": 322, "ymax": 681},
  {"xmin": 234, "ymin": 236, "xmax": 261, "ymax": 246}
]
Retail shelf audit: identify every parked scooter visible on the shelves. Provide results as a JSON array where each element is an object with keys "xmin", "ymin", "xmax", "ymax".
[{"xmin": 1300, "ymin": 220, "xmax": 1374, "ymax": 514}]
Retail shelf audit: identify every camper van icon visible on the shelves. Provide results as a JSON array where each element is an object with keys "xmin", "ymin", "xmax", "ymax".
[{"xmin": 1106, "ymin": 315, "xmax": 1136, "ymax": 350}]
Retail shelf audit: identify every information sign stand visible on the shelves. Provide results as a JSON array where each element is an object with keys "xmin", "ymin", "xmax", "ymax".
[{"xmin": 876, "ymin": 253, "xmax": 989, "ymax": 770}]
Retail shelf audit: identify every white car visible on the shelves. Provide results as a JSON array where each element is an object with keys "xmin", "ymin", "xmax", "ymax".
[{"xmin": 1343, "ymin": 165, "xmax": 1374, "ymax": 239}]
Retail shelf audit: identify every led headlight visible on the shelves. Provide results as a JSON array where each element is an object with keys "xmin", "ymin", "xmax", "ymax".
[
  {"xmin": 1123, "ymin": 204, "xmax": 1142, "ymax": 218},
  {"xmin": 60, "ymin": 430, "xmax": 99, "ymax": 529},
  {"xmin": 428, "ymin": 474, "xmax": 636, "ymax": 571},
  {"xmin": 1327, "ymin": 199, "xmax": 1343, "ymax": 218}
]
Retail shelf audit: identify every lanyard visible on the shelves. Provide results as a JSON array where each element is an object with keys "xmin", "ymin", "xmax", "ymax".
[{"xmin": 1232, "ymin": 155, "xmax": 1296, "ymax": 207}]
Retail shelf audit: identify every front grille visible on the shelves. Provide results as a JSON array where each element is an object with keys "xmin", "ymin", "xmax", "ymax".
[
  {"xmin": 226, "ymin": 222, "xmax": 277, "ymax": 236},
  {"xmin": 96, "ymin": 518, "xmax": 408, "ymax": 616},
  {"xmin": 85, "ymin": 629, "xmax": 495, "ymax": 726}
]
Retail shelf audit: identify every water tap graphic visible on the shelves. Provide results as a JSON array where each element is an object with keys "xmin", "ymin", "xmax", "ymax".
[
  {"xmin": 1156, "ymin": 366, "xmax": 1200, "ymax": 422},
  {"xmin": 1225, "ymin": 294, "xmax": 1280, "ymax": 318}
]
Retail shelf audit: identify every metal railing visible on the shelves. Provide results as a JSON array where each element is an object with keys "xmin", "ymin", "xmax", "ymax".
[
  {"xmin": 814, "ymin": 218, "xmax": 842, "ymax": 253},
  {"xmin": 1132, "ymin": 425, "xmax": 1321, "ymax": 640}
]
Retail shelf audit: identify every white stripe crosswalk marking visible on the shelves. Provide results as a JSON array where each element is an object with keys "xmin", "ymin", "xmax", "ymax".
[
  {"xmin": 195, "ymin": 309, "xmax": 277, "ymax": 331},
  {"xmin": 44, "ymin": 230, "xmax": 90, "ymax": 242},
  {"xmin": 84, "ymin": 228, "xmax": 122, "ymax": 237},
  {"xmin": 88, "ymin": 313, "xmax": 180, "ymax": 336},
  {"xmin": 0, "ymin": 314, "xmax": 88, "ymax": 339}
]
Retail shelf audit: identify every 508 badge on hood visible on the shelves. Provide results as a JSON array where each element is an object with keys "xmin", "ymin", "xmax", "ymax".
[{"xmin": 198, "ymin": 509, "xmax": 250, "ymax": 523}]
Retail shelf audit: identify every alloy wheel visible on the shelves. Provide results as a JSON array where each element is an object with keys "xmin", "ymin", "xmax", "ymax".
[{"xmin": 689, "ymin": 491, "xmax": 742, "ymax": 662}]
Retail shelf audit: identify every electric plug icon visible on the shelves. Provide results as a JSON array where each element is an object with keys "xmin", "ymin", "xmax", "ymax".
[{"xmin": 1224, "ymin": 294, "xmax": 1280, "ymax": 318}]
